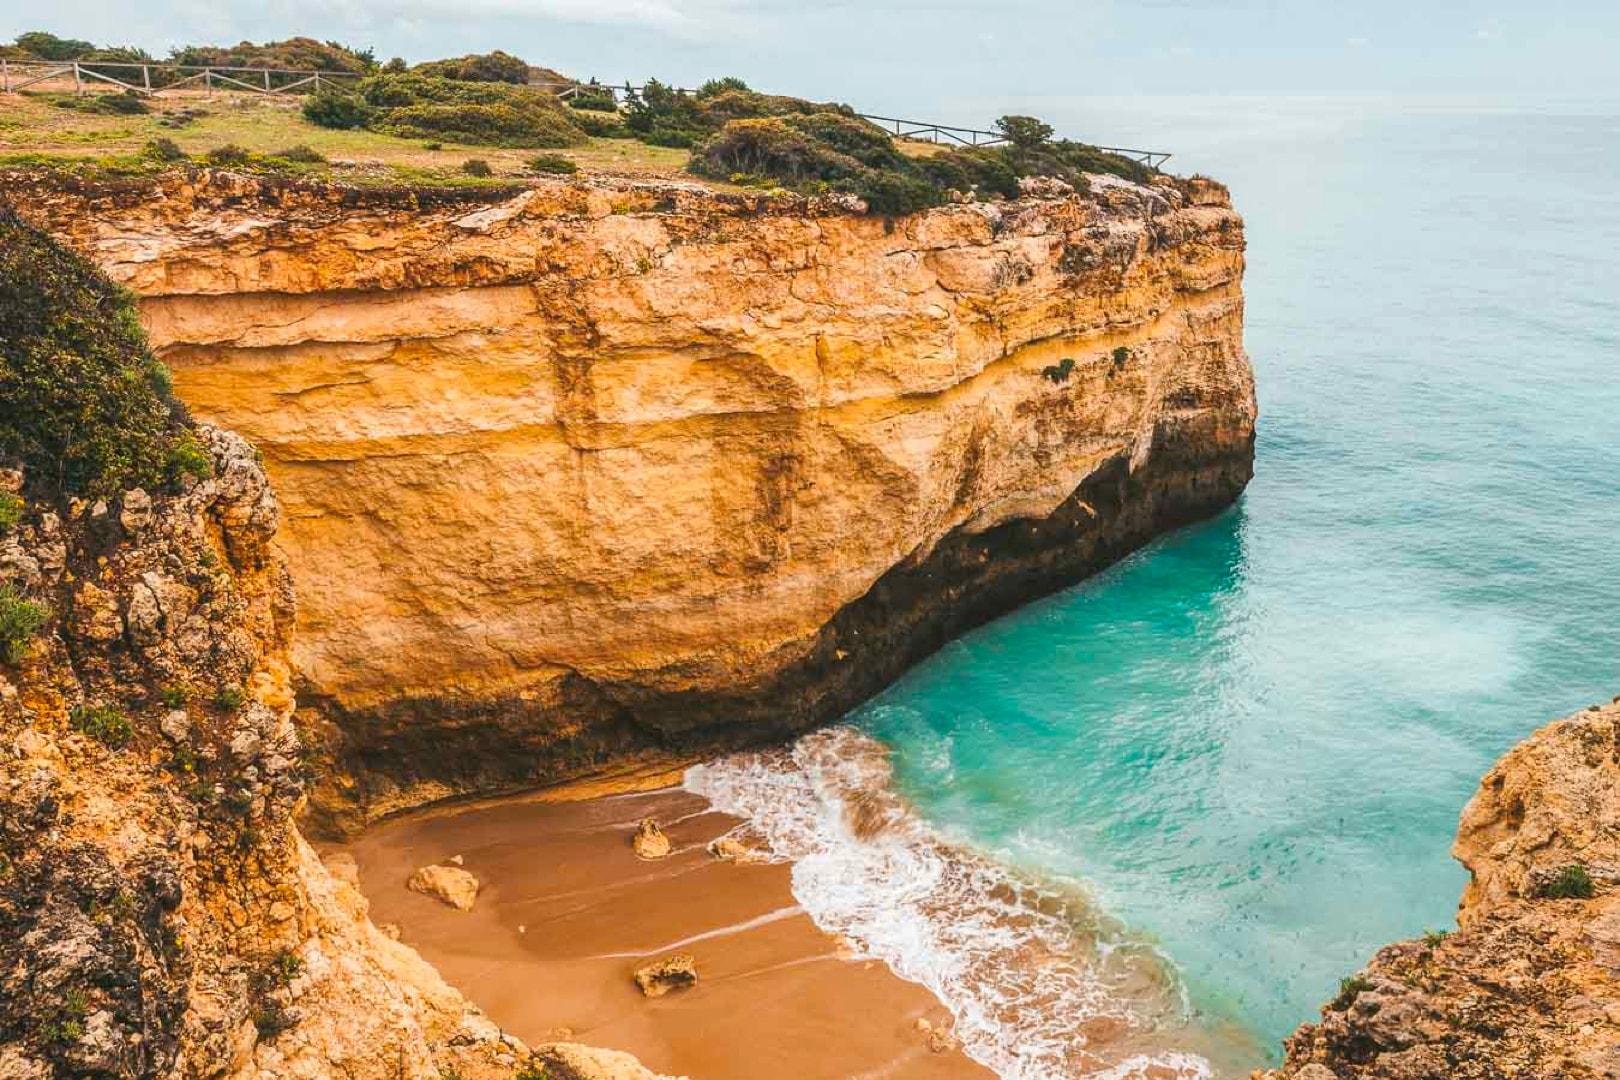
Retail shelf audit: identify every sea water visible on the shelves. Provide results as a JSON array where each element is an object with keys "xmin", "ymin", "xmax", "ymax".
[{"xmin": 691, "ymin": 97, "xmax": 1620, "ymax": 1077}]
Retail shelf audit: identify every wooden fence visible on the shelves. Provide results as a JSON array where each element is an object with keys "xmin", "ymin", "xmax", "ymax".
[
  {"xmin": 0, "ymin": 60, "xmax": 1171, "ymax": 168},
  {"xmin": 0, "ymin": 58, "xmax": 361, "ymax": 96}
]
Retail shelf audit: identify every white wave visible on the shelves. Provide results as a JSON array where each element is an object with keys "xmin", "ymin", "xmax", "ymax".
[{"xmin": 685, "ymin": 726, "xmax": 1213, "ymax": 1080}]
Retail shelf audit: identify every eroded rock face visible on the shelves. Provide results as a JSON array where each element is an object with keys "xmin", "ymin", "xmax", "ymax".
[
  {"xmin": 0, "ymin": 431, "xmax": 627, "ymax": 1080},
  {"xmin": 12, "ymin": 172, "xmax": 1255, "ymax": 832},
  {"xmin": 1269, "ymin": 700, "xmax": 1620, "ymax": 1080}
]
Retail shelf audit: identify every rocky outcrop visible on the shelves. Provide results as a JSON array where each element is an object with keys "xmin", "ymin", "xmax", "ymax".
[
  {"xmin": 407, "ymin": 863, "xmax": 481, "ymax": 911},
  {"xmin": 10, "ymin": 170, "xmax": 1254, "ymax": 833},
  {"xmin": 632, "ymin": 954, "xmax": 698, "ymax": 998},
  {"xmin": 0, "ymin": 429, "xmax": 666, "ymax": 1080},
  {"xmin": 1267, "ymin": 699, "xmax": 1620, "ymax": 1080}
]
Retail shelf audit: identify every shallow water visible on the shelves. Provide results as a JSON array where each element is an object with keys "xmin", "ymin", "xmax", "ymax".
[{"xmin": 832, "ymin": 97, "xmax": 1620, "ymax": 1067}]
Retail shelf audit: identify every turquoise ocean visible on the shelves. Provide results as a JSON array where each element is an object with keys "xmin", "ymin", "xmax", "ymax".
[{"xmin": 691, "ymin": 97, "xmax": 1620, "ymax": 1077}]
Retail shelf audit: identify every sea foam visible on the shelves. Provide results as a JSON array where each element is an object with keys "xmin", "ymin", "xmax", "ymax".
[{"xmin": 685, "ymin": 726, "xmax": 1213, "ymax": 1080}]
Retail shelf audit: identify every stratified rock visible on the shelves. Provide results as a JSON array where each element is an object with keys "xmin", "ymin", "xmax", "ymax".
[
  {"xmin": 1274, "ymin": 700, "xmax": 1620, "ymax": 1080},
  {"xmin": 407, "ymin": 864, "xmax": 481, "ymax": 911},
  {"xmin": 9, "ymin": 172, "xmax": 1255, "ymax": 832},
  {"xmin": 631, "ymin": 818, "xmax": 670, "ymax": 860},
  {"xmin": 632, "ymin": 954, "xmax": 698, "ymax": 998}
]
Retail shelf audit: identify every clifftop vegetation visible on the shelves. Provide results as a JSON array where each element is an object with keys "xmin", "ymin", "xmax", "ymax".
[
  {"xmin": 0, "ymin": 208, "xmax": 207, "ymax": 499},
  {"xmin": 1, "ymin": 30, "xmax": 1160, "ymax": 211}
]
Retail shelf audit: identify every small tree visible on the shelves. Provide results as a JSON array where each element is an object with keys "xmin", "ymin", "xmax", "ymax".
[{"xmin": 995, "ymin": 114, "xmax": 1053, "ymax": 151}]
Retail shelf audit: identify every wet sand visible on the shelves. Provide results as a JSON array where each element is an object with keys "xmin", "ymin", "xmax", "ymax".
[{"xmin": 342, "ymin": 785, "xmax": 994, "ymax": 1080}]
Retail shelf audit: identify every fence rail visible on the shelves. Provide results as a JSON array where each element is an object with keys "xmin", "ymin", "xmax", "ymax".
[
  {"xmin": 0, "ymin": 58, "xmax": 362, "ymax": 96},
  {"xmin": 0, "ymin": 60, "xmax": 1171, "ymax": 169}
]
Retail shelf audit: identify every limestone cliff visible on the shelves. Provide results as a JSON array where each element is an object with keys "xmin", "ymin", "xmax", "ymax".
[
  {"xmin": 11, "ymin": 169, "xmax": 1254, "ymax": 832},
  {"xmin": 0, "ymin": 426, "xmax": 672, "ymax": 1080},
  {"xmin": 1267, "ymin": 700, "xmax": 1620, "ymax": 1080}
]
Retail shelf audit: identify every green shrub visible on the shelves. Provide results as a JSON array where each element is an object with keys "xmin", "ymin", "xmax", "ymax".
[
  {"xmin": 302, "ymin": 90, "xmax": 370, "ymax": 130},
  {"xmin": 527, "ymin": 153, "xmax": 578, "ymax": 175},
  {"xmin": 205, "ymin": 143, "xmax": 251, "ymax": 166},
  {"xmin": 843, "ymin": 169, "xmax": 943, "ymax": 216},
  {"xmin": 0, "ymin": 585, "xmax": 47, "ymax": 664},
  {"xmin": 273, "ymin": 949, "xmax": 305, "ymax": 984},
  {"xmin": 995, "ymin": 114, "xmax": 1053, "ymax": 150},
  {"xmin": 569, "ymin": 110, "xmax": 627, "ymax": 138},
  {"xmin": 1537, "ymin": 864, "xmax": 1595, "ymax": 899},
  {"xmin": 15, "ymin": 31, "xmax": 95, "ymax": 60},
  {"xmin": 271, "ymin": 144, "xmax": 326, "ymax": 164},
  {"xmin": 696, "ymin": 76, "xmax": 750, "ymax": 98},
  {"xmin": 690, "ymin": 118, "xmax": 862, "ymax": 185},
  {"xmin": 412, "ymin": 50, "xmax": 530, "ymax": 84},
  {"xmin": 71, "ymin": 703, "xmax": 133, "ymax": 749},
  {"xmin": 166, "ymin": 430, "xmax": 213, "ymax": 487},
  {"xmin": 0, "ymin": 210, "xmax": 193, "ymax": 499},
  {"xmin": 355, "ymin": 74, "xmax": 587, "ymax": 148},
  {"xmin": 461, "ymin": 158, "xmax": 493, "ymax": 177},
  {"xmin": 167, "ymin": 36, "xmax": 374, "ymax": 75},
  {"xmin": 0, "ymin": 492, "xmax": 21, "ymax": 531},
  {"xmin": 1332, "ymin": 975, "xmax": 1374, "ymax": 1009},
  {"xmin": 143, "ymin": 137, "xmax": 187, "ymax": 163},
  {"xmin": 1042, "ymin": 358, "xmax": 1077, "ymax": 384},
  {"xmin": 569, "ymin": 84, "xmax": 618, "ymax": 112}
]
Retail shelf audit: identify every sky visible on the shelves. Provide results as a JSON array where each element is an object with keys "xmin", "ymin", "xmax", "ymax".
[{"xmin": 2, "ymin": 0, "xmax": 1617, "ymax": 123}]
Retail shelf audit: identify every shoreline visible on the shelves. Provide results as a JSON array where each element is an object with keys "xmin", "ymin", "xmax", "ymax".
[{"xmin": 340, "ymin": 782, "xmax": 992, "ymax": 1080}]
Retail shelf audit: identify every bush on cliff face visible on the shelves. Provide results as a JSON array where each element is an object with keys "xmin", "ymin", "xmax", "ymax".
[
  {"xmin": 0, "ymin": 208, "xmax": 203, "ymax": 499},
  {"xmin": 0, "ymin": 584, "xmax": 47, "ymax": 664}
]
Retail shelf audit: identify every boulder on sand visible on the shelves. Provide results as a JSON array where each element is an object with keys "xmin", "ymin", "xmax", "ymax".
[
  {"xmin": 406, "ymin": 863, "xmax": 480, "ymax": 911},
  {"xmin": 632, "ymin": 953, "xmax": 697, "ymax": 997},
  {"xmin": 631, "ymin": 818, "xmax": 671, "ymax": 860}
]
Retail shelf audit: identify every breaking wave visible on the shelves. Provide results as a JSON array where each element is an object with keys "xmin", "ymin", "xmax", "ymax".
[{"xmin": 685, "ymin": 726, "xmax": 1214, "ymax": 1080}]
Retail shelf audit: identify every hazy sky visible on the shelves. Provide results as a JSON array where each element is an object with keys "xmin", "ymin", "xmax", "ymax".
[{"xmin": 3, "ymin": 1, "xmax": 1617, "ymax": 121}]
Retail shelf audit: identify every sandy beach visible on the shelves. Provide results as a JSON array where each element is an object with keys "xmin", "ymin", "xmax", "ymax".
[{"xmin": 342, "ymin": 784, "xmax": 994, "ymax": 1080}]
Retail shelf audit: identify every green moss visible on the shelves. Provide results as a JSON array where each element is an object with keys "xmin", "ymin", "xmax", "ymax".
[{"xmin": 0, "ymin": 209, "xmax": 197, "ymax": 499}]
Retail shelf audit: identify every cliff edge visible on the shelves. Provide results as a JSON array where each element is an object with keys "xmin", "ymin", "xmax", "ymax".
[
  {"xmin": 1267, "ymin": 699, "xmax": 1620, "ymax": 1080},
  {"xmin": 11, "ymin": 168, "xmax": 1255, "ymax": 833}
]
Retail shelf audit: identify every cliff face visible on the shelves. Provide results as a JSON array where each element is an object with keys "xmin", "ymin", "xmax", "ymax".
[
  {"xmin": 13, "ymin": 170, "xmax": 1254, "ymax": 831},
  {"xmin": 1270, "ymin": 700, "xmax": 1620, "ymax": 1080},
  {"xmin": 0, "ymin": 428, "xmax": 666, "ymax": 1080}
]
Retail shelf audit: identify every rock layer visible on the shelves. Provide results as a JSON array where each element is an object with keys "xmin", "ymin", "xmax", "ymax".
[
  {"xmin": 11, "ymin": 170, "xmax": 1255, "ymax": 832},
  {"xmin": 1269, "ymin": 699, "xmax": 1620, "ymax": 1080}
]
